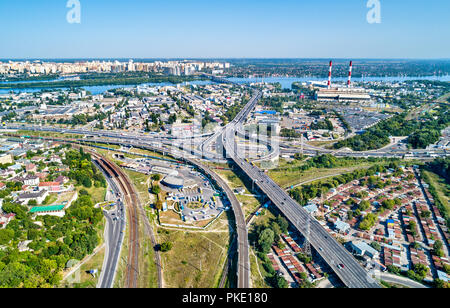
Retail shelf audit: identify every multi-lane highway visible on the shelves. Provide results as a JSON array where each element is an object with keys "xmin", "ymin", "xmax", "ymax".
[
  {"xmin": 222, "ymin": 89, "xmax": 381, "ymax": 288},
  {"xmin": 3, "ymin": 121, "xmax": 447, "ymax": 161},
  {"xmin": 2, "ymin": 77, "xmax": 445, "ymax": 288}
]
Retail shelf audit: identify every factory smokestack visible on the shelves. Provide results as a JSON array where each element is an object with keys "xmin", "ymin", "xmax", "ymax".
[
  {"xmin": 348, "ymin": 61, "xmax": 353, "ymax": 87},
  {"xmin": 328, "ymin": 60, "xmax": 333, "ymax": 89}
]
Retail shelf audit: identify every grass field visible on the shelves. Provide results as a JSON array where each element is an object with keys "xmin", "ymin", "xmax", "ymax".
[
  {"xmin": 215, "ymin": 169, "xmax": 263, "ymax": 218},
  {"xmin": 78, "ymin": 184, "xmax": 107, "ymax": 205},
  {"xmin": 268, "ymin": 160, "xmax": 373, "ymax": 189},
  {"xmin": 77, "ymin": 245, "xmax": 106, "ymax": 288},
  {"xmin": 17, "ymin": 130, "xmax": 81, "ymax": 140},
  {"xmin": 123, "ymin": 169, "xmax": 152, "ymax": 206},
  {"xmin": 156, "ymin": 226, "xmax": 230, "ymax": 288},
  {"xmin": 423, "ymin": 170, "xmax": 450, "ymax": 215},
  {"xmin": 138, "ymin": 218, "xmax": 159, "ymax": 288}
]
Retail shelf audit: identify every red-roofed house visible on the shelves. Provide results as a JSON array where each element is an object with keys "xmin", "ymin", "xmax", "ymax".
[{"xmin": 39, "ymin": 182, "xmax": 62, "ymax": 192}]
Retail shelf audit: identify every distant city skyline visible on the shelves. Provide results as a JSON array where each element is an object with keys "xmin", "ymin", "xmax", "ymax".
[{"xmin": 1, "ymin": 0, "xmax": 449, "ymax": 59}]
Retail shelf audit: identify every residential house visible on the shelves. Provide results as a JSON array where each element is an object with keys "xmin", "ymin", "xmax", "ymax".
[{"xmin": 18, "ymin": 190, "xmax": 48, "ymax": 205}]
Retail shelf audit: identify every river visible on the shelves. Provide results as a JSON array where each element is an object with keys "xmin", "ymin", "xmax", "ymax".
[{"xmin": 0, "ymin": 75, "xmax": 449, "ymax": 95}]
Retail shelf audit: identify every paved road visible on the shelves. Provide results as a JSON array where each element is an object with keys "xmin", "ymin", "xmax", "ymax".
[
  {"xmin": 3, "ymin": 123, "xmax": 447, "ymax": 161},
  {"xmin": 93, "ymin": 159, "xmax": 126, "ymax": 288},
  {"xmin": 222, "ymin": 89, "xmax": 381, "ymax": 288},
  {"xmin": 184, "ymin": 159, "xmax": 250, "ymax": 288}
]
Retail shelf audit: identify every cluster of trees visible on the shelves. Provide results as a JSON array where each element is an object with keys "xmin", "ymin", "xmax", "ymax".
[
  {"xmin": 0, "ymin": 188, "xmax": 102, "ymax": 287},
  {"xmin": 427, "ymin": 157, "xmax": 450, "ymax": 183},
  {"xmin": 252, "ymin": 213, "xmax": 316, "ymax": 288},
  {"xmin": 64, "ymin": 148, "xmax": 106, "ymax": 188},
  {"xmin": 334, "ymin": 105, "xmax": 449, "ymax": 151},
  {"xmin": 151, "ymin": 184, "xmax": 161, "ymax": 195},
  {"xmin": 381, "ymin": 198, "xmax": 402, "ymax": 211},
  {"xmin": 201, "ymin": 111, "xmax": 215, "ymax": 129},
  {"xmin": 67, "ymin": 190, "xmax": 103, "ymax": 225},
  {"xmin": 310, "ymin": 118, "xmax": 334, "ymax": 131},
  {"xmin": 57, "ymin": 112, "xmax": 109, "ymax": 127},
  {"xmin": 251, "ymin": 215, "xmax": 290, "ymax": 288},
  {"xmin": 406, "ymin": 264, "xmax": 429, "ymax": 282},
  {"xmin": 160, "ymin": 242, "xmax": 173, "ymax": 252},
  {"xmin": 0, "ymin": 182, "xmax": 23, "ymax": 199},
  {"xmin": 359, "ymin": 213, "xmax": 378, "ymax": 231},
  {"xmin": 408, "ymin": 130, "xmax": 441, "ymax": 149},
  {"xmin": 280, "ymin": 128, "xmax": 302, "ymax": 139}
]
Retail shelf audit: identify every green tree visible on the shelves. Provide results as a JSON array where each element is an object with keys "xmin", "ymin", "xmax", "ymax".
[
  {"xmin": 160, "ymin": 242, "xmax": 173, "ymax": 252},
  {"xmin": 258, "ymin": 229, "xmax": 275, "ymax": 254},
  {"xmin": 276, "ymin": 215, "xmax": 289, "ymax": 234},
  {"xmin": 151, "ymin": 174, "xmax": 161, "ymax": 182},
  {"xmin": 152, "ymin": 185, "xmax": 161, "ymax": 195}
]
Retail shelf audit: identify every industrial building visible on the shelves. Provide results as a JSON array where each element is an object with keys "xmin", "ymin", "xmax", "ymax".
[
  {"xmin": 315, "ymin": 88, "xmax": 371, "ymax": 102},
  {"xmin": 314, "ymin": 61, "xmax": 371, "ymax": 102}
]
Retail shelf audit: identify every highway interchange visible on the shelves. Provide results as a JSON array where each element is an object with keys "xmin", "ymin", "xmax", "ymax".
[
  {"xmin": 1, "ymin": 76, "xmax": 447, "ymax": 289},
  {"xmin": 222, "ymin": 91, "xmax": 380, "ymax": 287}
]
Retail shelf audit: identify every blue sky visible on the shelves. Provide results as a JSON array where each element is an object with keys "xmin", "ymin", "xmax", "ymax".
[{"xmin": 1, "ymin": 0, "xmax": 449, "ymax": 59}]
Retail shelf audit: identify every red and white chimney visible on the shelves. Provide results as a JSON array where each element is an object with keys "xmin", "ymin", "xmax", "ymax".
[
  {"xmin": 347, "ymin": 61, "xmax": 353, "ymax": 87},
  {"xmin": 327, "ymin": 60, "xmax": 333, "ymax": 89}
]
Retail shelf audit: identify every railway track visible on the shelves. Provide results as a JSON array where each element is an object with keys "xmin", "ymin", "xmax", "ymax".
[
  {"xmin": 11, "ymin": 135, "xmax": 236, "ymax": 288},
  {"xmin": 87, "ymin": 151, "xmax": 140, "ymax": 288},
  {"xmin": 113, "ymin": 160, "xmax": 163, "ymax": 288}
]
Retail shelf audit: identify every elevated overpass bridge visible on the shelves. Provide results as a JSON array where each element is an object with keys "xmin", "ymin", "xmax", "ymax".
[{"xmin": 222, "ymin": 90, "xmax": 381, "ymax": 288}]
